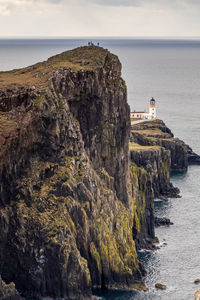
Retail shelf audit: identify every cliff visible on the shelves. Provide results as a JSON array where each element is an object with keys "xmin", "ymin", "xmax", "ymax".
[
  {"xmin": 131, "ymin": 119, "xmax": 200, "ymax": 172},
  {"xmin": 0, "ymin": 277, "xmax": 21, "ymax": 300},
  {"xmin": 0, "ymin": 46, "xmax": 198, "ymax": 299},
  {"xmin": 0, "ymin": 46, "xmax": 145, "ymax": 300},
  {"xmin": 128, "ymin": 119, "xmax": 199, "ymax": 248}
]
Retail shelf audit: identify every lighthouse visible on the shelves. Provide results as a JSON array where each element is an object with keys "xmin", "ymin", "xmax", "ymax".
[
  {"xmin": 149, "ymin": 97, "xmax": 156, "ymax": 119},
  {"xmin": 130, "ymin": 97, "xmax": 157, "ymax": 124}
]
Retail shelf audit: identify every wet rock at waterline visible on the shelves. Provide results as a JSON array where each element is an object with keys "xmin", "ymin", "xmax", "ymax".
[
  {"xmin": 194, "ymin": 279, "xmax": 200, "ymax": 284},
  {"xmin": 155, "ymin": 217, "xmax": 174, "ymax": 227},
  {"xmin": 155, "ymin": 283, "xmax": 167, "ymax": 290}
]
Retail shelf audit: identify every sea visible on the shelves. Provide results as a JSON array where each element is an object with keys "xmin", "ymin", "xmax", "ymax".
[{"xmin": 1, "ymin": 38, "xmax": 200, "ymax": 300}]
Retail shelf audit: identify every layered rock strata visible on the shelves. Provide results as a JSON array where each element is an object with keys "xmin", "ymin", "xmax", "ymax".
[
  {"xmin": 129, "ymin": 143, "xmax": 174, "ymax": 249},
  {"xmin": 129, "ymin": 119, "xmax": 200, "ymax": 249},
  {"xmin": 131, "ymin": 119, "xmax": 200, "ymax": 172},
  {"xmin": 129, "ymin": 120, "xmax": 189, "ymax": 248}
]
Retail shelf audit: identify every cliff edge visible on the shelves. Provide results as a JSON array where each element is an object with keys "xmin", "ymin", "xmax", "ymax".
[
  {"xmin": 1, "ymin": 46, "xmax": 198, "ymax": 299},
  {"xmin": 129, "ymin": 119, "xmax": 200, "ymax": 248},
  {"xmin": 0, "ymin": 46, "xmax": 145, "ymax": 299},
  {"xmin": 131, "ymin": 119, "xmax": 200, "ymax": 172}
]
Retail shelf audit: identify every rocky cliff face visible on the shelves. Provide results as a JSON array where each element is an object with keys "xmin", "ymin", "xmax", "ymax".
[
  {"xmin": 129, "ymin": 144, "xmax": 173, "ymax": 249},
  {"xmin": 131, "ymin": 119, "xmax": 200, "ymax": 172},
  {"xmin": 0, "ymin": 46, "xmax": 198, "ymax": 299},
  {"xmin": 129, "ymin": 119, "xmax": 200, "ymax": 249},
  {"xmin": 0, "ymin": 46, "xmax": 145, "ymax": 299},
  {"xmin": 129, "ymin": 120, "xmax": 188, "ymax": 249},
  {"xmin": 0, "ymin": 277, "xmax": 21, "ymax": 300}
]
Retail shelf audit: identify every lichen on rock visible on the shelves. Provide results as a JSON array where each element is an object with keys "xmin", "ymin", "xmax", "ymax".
[
  {"xmin": 0, "ymin": 46, "xmax": 143, "ymax": 299},
  {"xmin": 0, "ymin": 46, "xmax": 198, "ymax": 299}
]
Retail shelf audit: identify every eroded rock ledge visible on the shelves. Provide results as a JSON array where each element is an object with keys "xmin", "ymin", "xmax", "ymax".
[
  {"xmin": 131, "ymin": 119, "xmax": 200, "ymax": 172},
  {"xmin": 129, "ymin": 119, "xmax": 200, "ymax": 249}
]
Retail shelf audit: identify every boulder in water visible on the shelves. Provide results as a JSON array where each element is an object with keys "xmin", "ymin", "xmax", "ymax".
[
  {"xmin": 155, "ymin": 283, "xmax": 167, "ymax": 290},
  {"xmin": 194, "ymin": 279, "xmax": 200, "ymax": 284},
  {"xmin": 155, "ymin": 217, "xmax": 173, "ymax": 226}
]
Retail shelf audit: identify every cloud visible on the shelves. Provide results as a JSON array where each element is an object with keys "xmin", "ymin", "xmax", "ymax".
[
  {"xmin": 0, "ymin": 0, "xmax": 200, "ymax": 36},
  {"xmin": 0, "ymin": 0, "xmax": 200, "ymax": 11},
  {"xmin": 79, "ymin": 0, "xmax": 200, "ymax": 8},
  {"xmin": 89, "ymin": 0, "xmax": 141, "ymax": 6},
  {"xmin": 0, "ymin": 0, "xmax": 64, "ymax": 15},
  {"xmin": 0, "ymin": 4, "xmax": 11, "ymax": 15}
]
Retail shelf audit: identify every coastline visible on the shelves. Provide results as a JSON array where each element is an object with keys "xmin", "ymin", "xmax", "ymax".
[{"xmin": 0, "ymin": 46, "xmax": 200, "ymax": 300}]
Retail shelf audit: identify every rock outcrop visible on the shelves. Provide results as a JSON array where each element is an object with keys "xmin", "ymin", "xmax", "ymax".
[
  {"xmin": 128, "ymin": 118, "xmax": 200, "ymax": 249},
  {"xmin": 155, "ymin": 283, "xmax": 167, "ymax": 290},
  {"xmin": 131, "ymin": 119, "xmax": 200, "ymax": 172},
  {"xmin": 194, "ymin": 279, "xmax": 200, "ymax": 284},
  {"xmin": 0, "ymin": 46, "xmax": 198, "ymax": 299},
  {"xmin": 129, "ymin": 120, "xmax": 186, "ymax": 249},
  {"xmin": 155, "ymin": 217, "xmax": 173, "ymax": 227},
  {"xmin": 0, "ymin": 46, "xmax": 145, "ymax": 299},
  {"xmin": 0, "ymin": 277, "xmax": 21, "ymax": 300}
]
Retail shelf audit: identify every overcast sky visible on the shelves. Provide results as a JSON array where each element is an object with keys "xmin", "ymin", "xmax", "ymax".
[{"xmin": 0, "ymin": 0, "xmax": 200, "ymax": 37}]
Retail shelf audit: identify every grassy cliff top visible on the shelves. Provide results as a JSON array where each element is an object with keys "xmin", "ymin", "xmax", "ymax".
[
  {"xmin": 131, "ymin": 128, "xmax": 171, "ymax": 138},
  {"xmin": 129, "ymin": 142, "xmax": 161, "ymax": 152},
  {"xmin": 0, "ymin": 46, "xmax": 116, "ymax": 90},
  {"xmin": 131, "ymin": 119, "xmax": 173, "ymax": 139}
]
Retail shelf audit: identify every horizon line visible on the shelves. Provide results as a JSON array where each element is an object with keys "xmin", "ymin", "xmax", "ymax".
[{"xmin": 1, "ymin": 35, "xmax": 200, "ymax": 40}]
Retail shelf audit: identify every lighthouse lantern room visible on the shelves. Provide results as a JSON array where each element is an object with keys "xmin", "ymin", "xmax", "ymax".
[{"xmin": 149, "ymin": 97, "xmax": 156, "ymax": 119}]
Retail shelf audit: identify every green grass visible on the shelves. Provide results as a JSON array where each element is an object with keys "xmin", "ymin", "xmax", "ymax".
[
  {"xmin": 0, "ymin": 46, "xmax": 112, "ymax": 90},
  {"xmin": 129, "ymin": 142, "xmax": 161, "ymax": 151}
]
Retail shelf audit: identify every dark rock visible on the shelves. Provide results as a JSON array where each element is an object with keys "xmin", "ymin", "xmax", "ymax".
[
  {"xmin": 155, "ymin": 217, "xmax": 173, "ymax": 227},
  {"xmin": 155, "ymin": 283, "xmax": 167, "ymax": 290},
  {"xmin": 188, "ymin": 152, "xmax": 200, "ymax": 165},
  {"xmin": 194, "ymin": 279, "xmax": 200, "ymax": 284},
  {"xmin": 0, "ymin": 46, "xmax": 142, "ymax": 299},
  {"xmin": 162, "ymin": 184, "xmax": 181, "ymax": 198},
  {"xmin": 152, "ymin": 237, "xmax": 159, "ymax": 244},
  {"xmin": 157, "ymin": 196, "xmax": 168, "ymax": 201},
  {"xmin": 0, "ymin": 45, "xmax": 197, "ymax": 299},
  {"xmin": 0, "ymin": 276, "xmax": 21, "ymax": 300},
  {"xmin": 131, "ymin": 119, "xmax": 200, "ymax": 172}
]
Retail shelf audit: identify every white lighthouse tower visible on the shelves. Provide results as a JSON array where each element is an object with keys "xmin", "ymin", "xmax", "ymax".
[{"xmin": 149, "ymin": 97, "xmax": 156, "ymax": 119}]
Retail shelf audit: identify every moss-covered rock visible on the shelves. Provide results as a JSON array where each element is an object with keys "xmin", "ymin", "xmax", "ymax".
[
  {"xmin": 129, "ymin": 124, "xmax": 182, "ymax": 248},
  {"xmin": 130, "ymin": 119, "xmax": 200, "ymax": 172},
  {"xmin": 0, "ymin": 46, "xmax": 141, "ymax": 299},
  {"xmin": 0, "ymin": 277, "xmax": 21, "ymax": 300}
]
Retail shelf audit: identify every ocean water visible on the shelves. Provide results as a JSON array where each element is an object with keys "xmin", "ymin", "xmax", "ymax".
[{"xmin": 1, "ymin": 38, "xmax": 200, "ymax": 300}]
